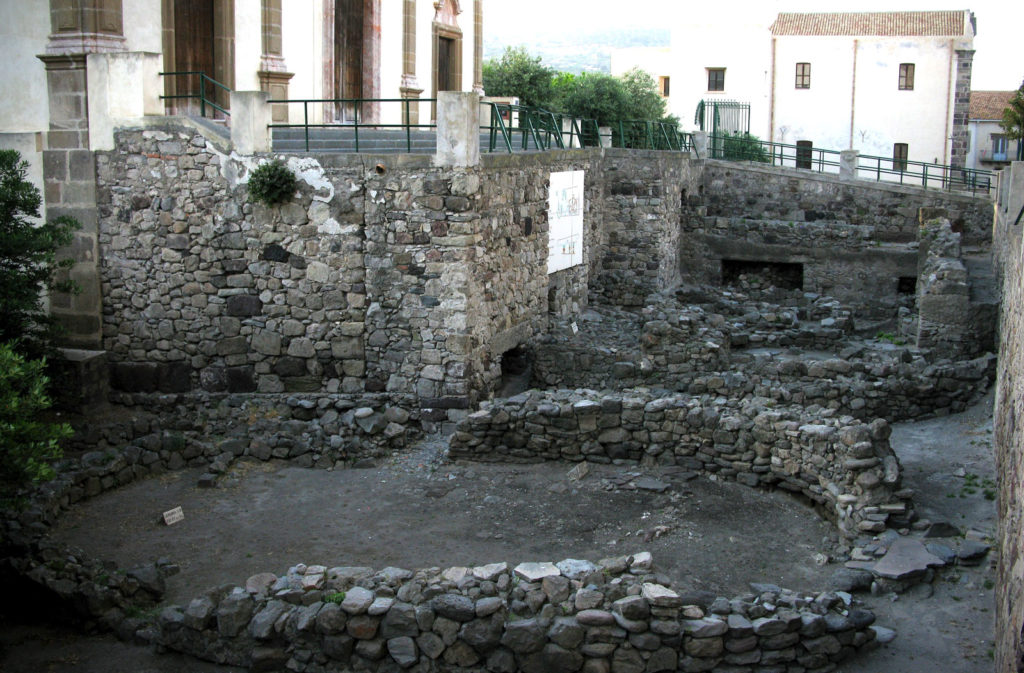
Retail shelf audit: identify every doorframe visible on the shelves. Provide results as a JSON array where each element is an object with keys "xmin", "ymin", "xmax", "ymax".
[{"xmin": 431, "ymin": 23, "xmax": 462, "ymax": 121}]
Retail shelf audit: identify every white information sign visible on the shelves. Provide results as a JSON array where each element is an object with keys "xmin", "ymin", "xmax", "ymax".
[
  {"xmin": 548, "ymin": 170, "xmax": 585, "ymax": 274},
  {"xmin": 163, "ymin": 506, "xmax": 185, "ymax": 526}
]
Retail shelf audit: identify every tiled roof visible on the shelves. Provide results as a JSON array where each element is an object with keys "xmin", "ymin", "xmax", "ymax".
[
  {"xmin": 970, "ymin": 91, "xmax": 1014, "ymax": 121},
  {"xmin": 770, "ymin": 11, "xmax": 967, "ymax": 37}
]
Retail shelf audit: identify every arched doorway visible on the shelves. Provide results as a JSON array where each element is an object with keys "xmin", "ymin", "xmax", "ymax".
[{"xmin": 161, "ymin": 0, "xmax": 234, "ymax": 116}]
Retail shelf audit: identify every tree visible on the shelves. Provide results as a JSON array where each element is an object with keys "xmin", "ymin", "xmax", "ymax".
[
  {"xmin": 557, "ymin": 72, "xmax": 631, "ymax": 125},
  {"xmin": 619, "ymin": 68, "xmax": 669, "ymax": 122},
  {"xmin": 0, "ymin": 150, "xmax": 79, "ymax": 360},
  {"xmin": 482, "ymin": 46, "xmax": 555, "ymax": 109},
  {"xmin": 1002, "ymin": 79, "xmax": 1024, "ymax": 159},
  {"xmin": 0, "ymin": 342, "xmax": 71, "ymax": 505}
]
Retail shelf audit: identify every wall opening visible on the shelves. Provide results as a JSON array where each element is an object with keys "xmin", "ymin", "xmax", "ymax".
[
  {"xmin": 897, "ymin": 276, "xmax": 917, "ymax": 295},
  {"xmin": 497, "ymin": 346, "xmax": 533, "ymax": 398},
  {"xmin": 721, "ymin": 259, "xmax": 803, "ymax": 290}
]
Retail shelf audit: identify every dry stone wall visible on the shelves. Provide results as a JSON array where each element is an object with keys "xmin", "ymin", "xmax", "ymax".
[
  {"xmin": 993, "ymin": 162, "xmax": 1024, "ymax": 673},
  {"xmin": 703, "ymin": 161, "xmax": 994, "ymax": 245},
  {"xmin": 450, "ymin": 389, "xmax": 910, "ymax": 539}
]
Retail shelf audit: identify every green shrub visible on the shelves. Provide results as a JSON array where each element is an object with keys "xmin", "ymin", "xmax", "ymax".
[
  {"xmin": 247, "ymin": 160, "xmax": 297, "ymax": 207},
  {"xmin": 323, "ymin": 591, "xmax": 346, "ymax": 604},
  {"xmin": 0, "ymin": 342, "xmax": 72, "ymax": 505},
  {"xmin": 0, "ymin": 150, "xmax": 79, "ymax": 360},
  {"xmin": 719, "ymin": 132, "xmax": 770, "ymax": 163}
]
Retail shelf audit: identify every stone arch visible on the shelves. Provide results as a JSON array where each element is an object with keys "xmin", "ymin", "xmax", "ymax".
[
  {"xmin": 160, "ymin": 0, "xmax": 234, "ymax": 116},
  {"xmin": 322, "ymin": 0, "xmax": 381, "ymax": 123}
]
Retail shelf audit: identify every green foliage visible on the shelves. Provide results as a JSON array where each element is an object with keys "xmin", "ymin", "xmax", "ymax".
[
  {"xmin": 718, "ymin": 132, "xmax": 770, "ymax": 163},
  {"xmin": 557, "ymin": 72, "xmax": 631, "ymax": 125},
  {"xmin": 248, "ymin": 160, "xmax": 297, "ymax": 207},
  {"xmin": 0, "ymin": 342, "xmax": 72, "ymax": 505},
  {"xmin": 482, "ymin": 46, "xmax": 556, "ymax": 109},
  {"xmin": 0, "ymin": 150, "xmax": 79, "ymax": 360},
  {"xmin": 1001, "ymin": 79, "xmax": 1024, "ymax": 142},
  {"xmin": 323, "ymin": 591, "xmax": 346, "ymax": 604},
  {"xmin": 619, "ymin": 68, "xmax": 670, "ymax": 122}
]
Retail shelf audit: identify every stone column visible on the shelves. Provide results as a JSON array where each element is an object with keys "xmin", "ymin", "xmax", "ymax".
[
  {"xmin": 400, "ymin": 0, "xmax": 423, "ymax": 124},
  {"xmin": 37, "ymin": 0, "xmax": 127, "ymax": 349},
  {"xmin": 259, "ymin": 0, "xmax": 294, "ymax": 123},
  {"xmin": 840, "ymin": 149, "xmax": 859, "ymax": 180},
  {"xmin": 231, "ymin": 91, "xmax": 273, "ymax": 155},
  {"xmin": 472, "ymin": 0, "xmax": 484, "ymax": 94},
  {"xmin": 949, "ymin": 49, "xmax": 974, "ymax": 169},
  {"xmin": 434, "ymin": 91, "xmax": 480, "ymax": 168}
]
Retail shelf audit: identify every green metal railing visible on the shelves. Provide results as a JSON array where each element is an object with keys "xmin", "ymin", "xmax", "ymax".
[
  {"xmin": 159, "ymin": 71, "xmax": 231, "ymax": 118},
  {"xmin": 855, "ymin": 154, "xmax": 993, "ymax": 195},
  {"xmin": 614, "ymin": 120, "xmax": 689, "ymax": 151},
  {"xmin": 267, "ymin": 98, "xmax": 436, "ymax": 152},
  {"xmin": 709, "ymin": 133, "xmax": 994, "ymax": 195}
]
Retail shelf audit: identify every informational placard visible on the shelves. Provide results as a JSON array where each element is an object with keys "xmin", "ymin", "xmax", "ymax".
[
  {"xmin": 548, "ymin": 170, "xmax": 585, "ymax": 274},
  {"xmin": 163, "ymin": 506, "xmax": 184, "ymax": 526}
]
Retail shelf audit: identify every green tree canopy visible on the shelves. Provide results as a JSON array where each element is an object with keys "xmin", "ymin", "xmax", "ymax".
[
  {"xmin": 482, "ymin": 46, "xmax": 556, "ymax": 109},
  {"xmin": 0, "ymin": 149, "xmax": 79, "ymax": 359},
  {"xmin": 1001, "ymin": 79, "xmax": 1024, "ymax": 142}
]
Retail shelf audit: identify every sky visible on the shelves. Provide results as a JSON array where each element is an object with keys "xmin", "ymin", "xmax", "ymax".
[{"xmin": 486, "ymin": 0, "xmax": 1023, "ymax": 91}]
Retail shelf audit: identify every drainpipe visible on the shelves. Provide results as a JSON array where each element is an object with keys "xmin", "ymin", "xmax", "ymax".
[
  {"xmin": 768, "ymin": 38, "xmax": 776, "ymax": 141},
  {"xmin": 943, "ymin": 39, "xmax": 954, "ymax": 164},
  {"xmin": 849, "ymin": 39, "xmax": 857, "ymax": 149}
]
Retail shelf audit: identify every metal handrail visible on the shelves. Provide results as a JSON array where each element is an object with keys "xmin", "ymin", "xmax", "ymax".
[
  {"xmin": 855, "ymin": 153, "xmax": 993, "ymax": 195},
  {"xmin": 159, "ymin": 71, "xmax": 231, "ymax": 118},
  {"xmin": 267, "ymin": 98, "xmax": 437, "ymax": 152}
]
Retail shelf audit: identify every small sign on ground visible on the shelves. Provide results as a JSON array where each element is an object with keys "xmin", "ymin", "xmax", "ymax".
[
  {"xmin": 571, "ymin": 322, "xmax": 579, "ymax": 334},
  {"xmin": 163, "ymin": 506, "xmax": 185, "ymax": 526}
]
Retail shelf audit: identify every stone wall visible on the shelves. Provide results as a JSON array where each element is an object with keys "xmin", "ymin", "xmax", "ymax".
[
  {"xmin": 96, "ymin": 124, "xmax": 608, "ymax": 418},
  {"xmin": 589, "ymin": 150, "xmax": 698, "ymax": 306},
  {"xmin": 993, "ymin": 161, "xmax": 1024, "ymax": 673},
  {"xmin": 702, "ymin": 161, "xmax": 994, "ymax": 245},
  {"xmin": 679, "ymin": 217, "xmax": 918, "ymax": 322},
  {"xmin": 450, "ymin": 390, "xmax": 910, "ymax": 539}
]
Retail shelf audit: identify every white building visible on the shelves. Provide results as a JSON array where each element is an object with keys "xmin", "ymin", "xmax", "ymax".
[
  {"xmin": 612, "ymin": 9, "xmax": 976, "ymax": 167},
  {"xmin": 768, "ymin": 11, "xmax": 975, "ymax": 167},
  {"xmin": 967, "ymin": 90, "xmax": 1022, "ymax": 170}
]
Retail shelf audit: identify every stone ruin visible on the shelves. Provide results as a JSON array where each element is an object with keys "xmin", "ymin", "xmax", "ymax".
[{"xmin": 0, "ymin": 120, "xmax": 1003, "ymax": 673}]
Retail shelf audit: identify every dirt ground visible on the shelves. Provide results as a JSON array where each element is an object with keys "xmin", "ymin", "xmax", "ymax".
[{"xmin": 0, "ymin": 394, "xmax": 998, "ymax": 673}]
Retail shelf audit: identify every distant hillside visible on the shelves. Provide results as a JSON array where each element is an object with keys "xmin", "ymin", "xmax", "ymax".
[{"xmin": 484, "ymin": 27, "xmax": 669, "ymax": 74}]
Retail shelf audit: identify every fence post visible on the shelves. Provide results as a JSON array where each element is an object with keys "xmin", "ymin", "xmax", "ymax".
[
  {"xmin": 86, "ymin": 52, "xmax": 162, "ymax": 151},
  {"xmin": 435, "ymin": 91, "xmax": 480, "ymax": 167},
  {"xmin": 598, "ymin": 126, "xmax": 613, "ymax": 148},
  {"xmin": 840, "ymin": 149, "xmax": 859, "ymax": 180},
  {"xmin": 692, "ymin": 131, "xmax": 709, "ymax": 159},
  {"xmin": 230, "ymin": 91, "xmax": 272, "ymax": 154}
]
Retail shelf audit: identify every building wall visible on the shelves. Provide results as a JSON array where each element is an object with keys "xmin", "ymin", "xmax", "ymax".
[
  {"xmin": 994, "ymin": 160, "xmax": 1024, "ymax": 673},
  {"xmin": 771, "ymin": 35, "xmax": 966, "ymax": 163},
  {"xmin": 970, "ymin": 119, "xmax": 1022, "ymax": 170},
  {"xmin": 0, "ymin": 2, "xmax": 51, "ymax": 134}
]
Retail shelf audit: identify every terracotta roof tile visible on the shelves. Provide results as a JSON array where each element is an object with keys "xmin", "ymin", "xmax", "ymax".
[
  {"xmin": 970, "ymin": 91, "xmax": 1014, "ymax": 121},
  {"xmin": 770, "ymin": 11, "xmax": 968, "ymax": 37}
]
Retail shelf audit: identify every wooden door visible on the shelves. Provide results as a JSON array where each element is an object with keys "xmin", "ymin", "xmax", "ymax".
[
  {"xmin": 438, "ymin": 37, "xmax": 455, "ymax": 91},
  {"xmin": 336, "ymin": 0, "xmax": 363, "ymax": 121},
  {"xmin": 173, "ymin": 0, "xmax": 215, "ymax": 114}
]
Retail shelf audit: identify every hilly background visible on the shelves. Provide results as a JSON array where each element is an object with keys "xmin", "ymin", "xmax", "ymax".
[{"xmin": 484, "ymin": 26, "xmax": 669, "ymax": 74}]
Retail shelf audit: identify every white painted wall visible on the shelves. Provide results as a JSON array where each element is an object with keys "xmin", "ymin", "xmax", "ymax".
[
  {"xmin": 969, "ymin": 119, "xmax": 1022, "ymax": 170},
  {"xmin": 281, "ymin": 0, "xmax": 324, "ymax": 123},
  {"xmin": 379, "ymin": 0, "xmax": 404, "ymax": 125},
  {"xmin": 123, "ymin": 0, "xmax": 163, "ymax": 53},
  {"xmin": 771, "ymin": 36, "xmax": 855, "ymax": 149},
  {"xmin": 0, "ymin": 2, "xmax": 50, "ymax": 134},
  {"xmin": 235, "ymin": 0, "xmax": 263, "ymax": 92}
]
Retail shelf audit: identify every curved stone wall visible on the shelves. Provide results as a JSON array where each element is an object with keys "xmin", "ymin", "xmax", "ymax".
[{"xmin": 450, "ymin": 390, "xmax": 910, "ymax": 539}]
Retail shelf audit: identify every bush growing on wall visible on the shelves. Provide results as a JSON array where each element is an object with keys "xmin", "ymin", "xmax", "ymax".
[
  {"xmin": 247, "ymin": 159, "xmax": 297, "ymax": 207},
  {"xmin": 0, "ymin": 150, "xmax": 79, "ymax": 360}
]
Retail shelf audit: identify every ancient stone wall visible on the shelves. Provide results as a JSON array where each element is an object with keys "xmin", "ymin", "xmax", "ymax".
[
  {"xmin": 450, "ymin": 390, "xmax": 910, "ymax": 539},
  {"xmin": 993, "ymin": 161, "xmax": 1024, "ymax": 673},
  {"xmin": 589, "ymin": 150, "xmax": 697, "ymax": 306},
  {"xmin": 703, "ymin": 161, "xmax": 994, "ymax": 245},
  {"xmin": 96, "ymin": 125, "xmax": 607, "ymax": 418},
  {"xmin": 679, "ymin": 217, "xmax": 918, "ymax": 321}
]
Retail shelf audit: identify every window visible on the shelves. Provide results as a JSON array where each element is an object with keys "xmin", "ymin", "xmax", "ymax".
[
  {"xmin": 707, "ymin": 68, "xmax": 725, "ymax": 92},
  {"xmin": 992, "ymin": 134, "xmax": 1008, "ymax": 160},
  {"xmin": 893, "ymin": 143, "xmax": 909, "ymax": 171},
  {"xmin": 796, "ymin": 140, "xmax": 813, "ymax": 169},
  {"xmin": 795, "ymin": 62, "xmax": 811, "ymax": 89},
  {"xmin": 659, "ymin": 76, "xmax": 670, "ymax": 97},
  {"xmin": 899, "ymin": 63, "xmax": 915, "ymax": 90}
]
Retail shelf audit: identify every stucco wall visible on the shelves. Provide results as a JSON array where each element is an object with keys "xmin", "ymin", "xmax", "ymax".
[{"xmin": 0, "ymin": 2, "xmax": 50, "ymax": 134}]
